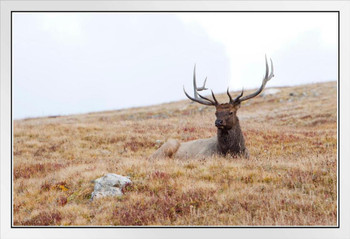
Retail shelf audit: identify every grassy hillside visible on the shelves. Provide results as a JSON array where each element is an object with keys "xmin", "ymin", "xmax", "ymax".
[{"xmin": 13, "ymin": 81, "xmax": 337, "ymax": 226}]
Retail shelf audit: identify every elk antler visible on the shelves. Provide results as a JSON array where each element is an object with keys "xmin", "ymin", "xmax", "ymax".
[
  {"xmin": 228, "ymin": 55, "xmax": 274, "ymax": 104},
  {"xmin": 183, "ymin": 65, "xmax": 218, "ymax": 106},
  {"xmin": 227, "ymin": 87, "xmax": 243, "ymax": 105}
]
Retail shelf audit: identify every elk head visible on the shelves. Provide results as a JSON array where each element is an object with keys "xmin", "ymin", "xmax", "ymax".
[{"xmin": 183, "ymin": 56, "xmax": 274, "ymax": 131}]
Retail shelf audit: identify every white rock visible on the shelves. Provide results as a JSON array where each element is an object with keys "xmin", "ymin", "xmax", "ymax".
[
  {"xmin": 91, "ymin": 173, "xmax": 131, "ymax": 200},
  {"xmin": 92, "ymin": 187, "xmax": 123, "ymax": 199},
  {"xmin": 155, "ymin": 139, "xmax": 163, "ymax": 145}
]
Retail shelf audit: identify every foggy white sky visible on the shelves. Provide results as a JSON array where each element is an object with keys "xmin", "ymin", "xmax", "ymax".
[{"xmin": 13, "ymin": 12, "xmax": 338, "ymax": 119}]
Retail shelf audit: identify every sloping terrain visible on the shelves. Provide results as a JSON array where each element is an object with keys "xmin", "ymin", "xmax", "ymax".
[{"xmin": 13, "ymin": 81, "xmax": 337, "ymax": 226}]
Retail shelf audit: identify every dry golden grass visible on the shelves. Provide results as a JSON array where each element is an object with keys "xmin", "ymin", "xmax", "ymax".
[{"xmin": 13, "ymin": 81, "xmax": 337, "ymax": 226}]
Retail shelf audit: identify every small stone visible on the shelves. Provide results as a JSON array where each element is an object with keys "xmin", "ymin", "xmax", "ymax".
[
  {"xmin": 155, "ymin": 139, "xmax": 163, "ymax": 146},
  {"xmin": 91, "ymin": 173, "xmax": 132, "ymax": 200}
]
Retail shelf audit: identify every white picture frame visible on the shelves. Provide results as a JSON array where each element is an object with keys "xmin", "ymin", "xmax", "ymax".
[{"xmin": 1, "ymin": 1, "xmax": 349, "ymax": 238}]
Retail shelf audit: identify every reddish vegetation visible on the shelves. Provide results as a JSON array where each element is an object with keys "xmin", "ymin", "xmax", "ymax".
[
  {"xmin": 14, "ymin": 163, "xmax": 65, "ymax": 179},
  {"xmin": 21, "ymin": 211, "xmax": 62, "ymax": 226},
  {"xmin": 112, "ymin": 187, "xmax": 216, "ymax": 225}
]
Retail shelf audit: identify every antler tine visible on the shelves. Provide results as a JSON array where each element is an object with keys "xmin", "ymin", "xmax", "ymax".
[
  {"xmin": 197, "ymin": 77, "xmax": 208, "ymax": 91},
  {"xmin": 211, "ymin": 90, "xmax": 219, "ymax": 105},
  {"xmin": 183, "ymin": 86, "xmax": 216, "ymax": 106},
  {"xmin": 193, "ymin": 66, "xmax": 208, "ymax": 98},
  {"xmin": 193, "ymin": 66, "xmax": 209, "ymax": 98},
  {"xmin": 197, "ymin": 92, "xmax": 217, "ymax": 105},
  {"xmin": 227, "ymin": 87, "xmax": 244, "ymax": 104},
  {"xmin": 193, "ymin": 65, "xmax": 198, "ymax": 98},
  {"xmin": 227, "ymin": 87, "xmax": 233, "ymax": 103},
  {"xmin": 233, "ymin": 88, "xmax": 244, "ymax": 103},
  {"xmin": 183, "ymin": 65, "xmax": 217, "ymax": 106},
  {"xmin": 238, "ymin": 55, "xmax": 274, "ymax": 103}
]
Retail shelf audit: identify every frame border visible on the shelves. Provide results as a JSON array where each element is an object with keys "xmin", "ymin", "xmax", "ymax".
[{"xmin": 10, "ymin": 10, "xmax": 340, "ymax": 229}]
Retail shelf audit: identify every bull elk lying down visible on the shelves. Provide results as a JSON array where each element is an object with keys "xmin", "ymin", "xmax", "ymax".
[{"xmin": 150, "ymin": 56, "xmax": 274, "ymax": 159}]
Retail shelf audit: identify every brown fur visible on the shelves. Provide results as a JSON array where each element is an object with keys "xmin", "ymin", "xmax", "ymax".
[
  {"xmin": 149, "ymin": 139, "xmax": 180, "ymax": 159},
  {"xmin": 150, "ymin": 103, "xmax": 249, "ymax": 159}
]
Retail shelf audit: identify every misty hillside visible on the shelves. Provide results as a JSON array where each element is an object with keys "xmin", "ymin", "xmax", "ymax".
[{"xmin": 13, "ymin": 81, "xmax": 337, "ymax": 226}]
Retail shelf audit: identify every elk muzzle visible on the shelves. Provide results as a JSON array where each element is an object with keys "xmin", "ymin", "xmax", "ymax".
[{"xmin": 215, "ymin": 119, "xmax": 224, "ymax": 128}]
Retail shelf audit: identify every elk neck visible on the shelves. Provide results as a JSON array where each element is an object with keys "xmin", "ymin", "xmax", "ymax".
[{"xmin": 216, "ymin": 118, "xmax": 246, "ymax": 156}]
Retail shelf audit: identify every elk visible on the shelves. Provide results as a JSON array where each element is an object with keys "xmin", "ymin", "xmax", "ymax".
[{"xmin": 150, "ymin": 56, "xmax": 274, "ymax": 159}]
